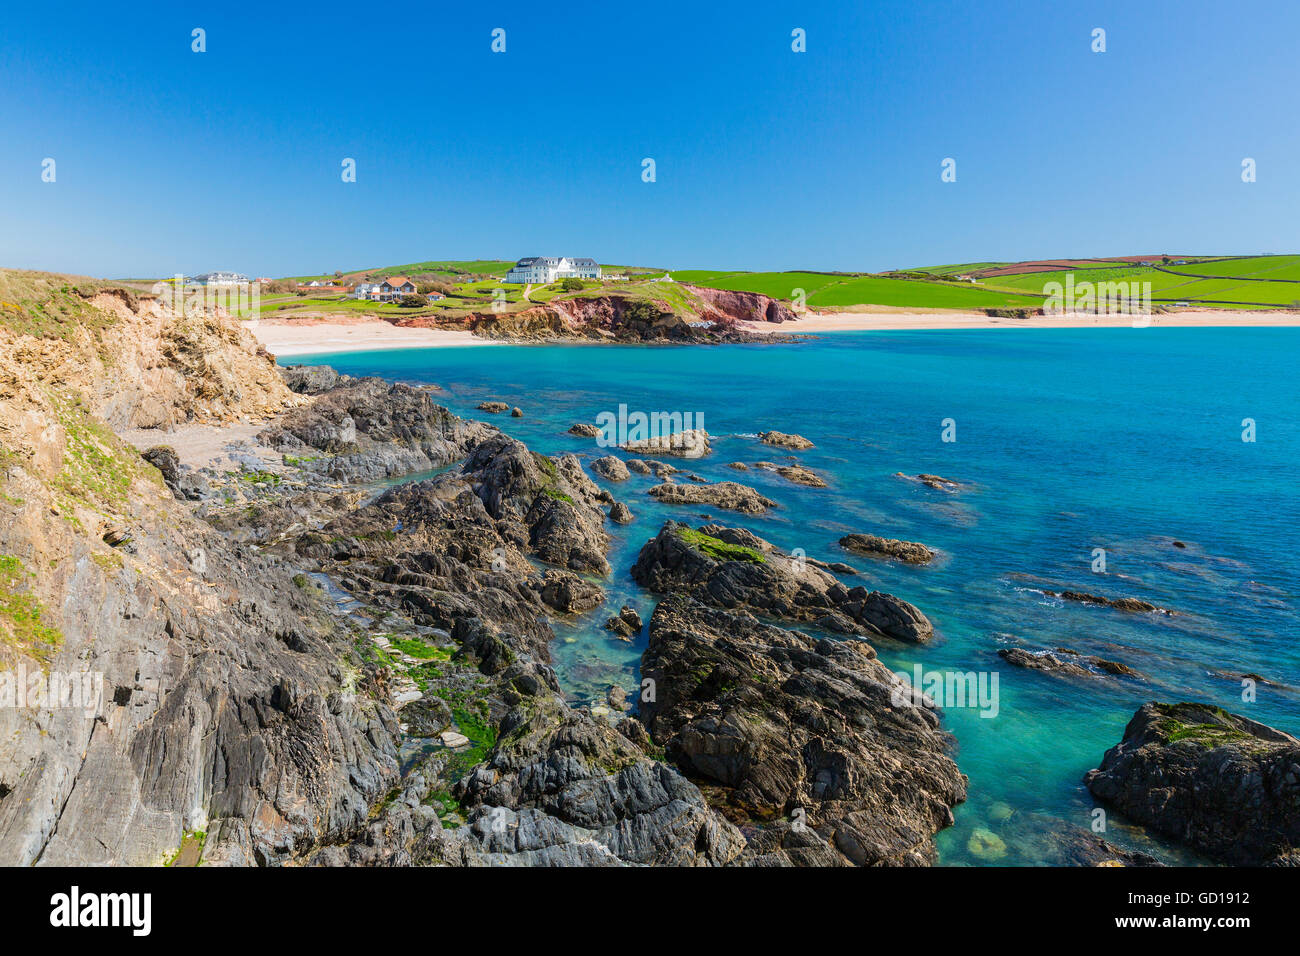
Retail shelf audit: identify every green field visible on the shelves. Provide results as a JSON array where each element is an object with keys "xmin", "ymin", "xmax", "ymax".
[
  {"xmin": 674, "ymin": 270, "xmax": 1047, "ymax": 309},
  {"xmin": 1159, "ymin": 255, "xmax": 1300, "ymax": 282},
  {"xmin": 977, "ymin": 260, "xmax": 1300, "ymax": 308},
  {"xmin": 340, "ymin": 260, "xmax": 515, "ymax": 279}
]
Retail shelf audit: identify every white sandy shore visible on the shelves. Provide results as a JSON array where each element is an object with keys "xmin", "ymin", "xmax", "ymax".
[
  {"xmin": 247, "ymin": 309, "xmax": 1298, "ymax": 356},
  {"xmin": 741, "ymin": 308, "xmax": 1300, "ymax": 333},
  {"xmin": 248, "ymin": 316, "xmax": 494, "ymax": 356}
]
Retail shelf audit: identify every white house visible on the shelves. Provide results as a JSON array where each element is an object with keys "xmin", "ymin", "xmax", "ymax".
[
  {"xmin": 191, "ymin": 271, "xmax": 250, "ymax": 286},
  {"xmin": 504, "ymin": 257, "xmax": 601, "ymax": 283},
  {"xmin": 350, "ymin": 277, "xmax": 415, "ymax": 301}
]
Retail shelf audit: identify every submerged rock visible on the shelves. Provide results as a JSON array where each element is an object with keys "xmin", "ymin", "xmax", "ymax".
[
  {"xmin": 967, "ymin": 828, "xmax": 1007, "ymax": 860},
  {"xmin": 1052, "ymin": 590, "xmax": 1173, "ymax": 615},
  {"xmin": 1085, "ymin": 702, "xmax": 1300, "ymax": 865},
  {"xmin": 897, "ymin": 472, "xmax": 966, "ymax": 492},
  {"xmin": 756, "ymin": 462, "xmax": 827, "ymax": 487},
  {"xmin": 641, "ymin": 594, "xmax": 966, "ymax": 865},
  {"xmin": 999, "ymin": 646, "xmax": 1142, "ymax": 680}
]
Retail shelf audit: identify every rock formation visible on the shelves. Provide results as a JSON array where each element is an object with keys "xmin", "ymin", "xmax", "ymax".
[
  {"xmin": 1085, "ymin": 702, "xmax": 1300, "ymax": 865},
  {"xmin": 631, "ymin": 521, "xmax": 934, "ymax": 642}
]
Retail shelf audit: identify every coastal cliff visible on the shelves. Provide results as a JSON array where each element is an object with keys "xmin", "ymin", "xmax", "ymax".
[
  {"xmin": 393, "ymin": 287, "xmax": 798, "ymax": 343},
  {"xmin": 0, "ymin": 268, "xmax": 957, "ymax": 866}
]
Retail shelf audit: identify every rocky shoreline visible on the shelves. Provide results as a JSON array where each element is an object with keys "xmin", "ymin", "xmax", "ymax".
[{"xmin": 1, "ymin": 281, "xmax": 1295, "ymax": 868}]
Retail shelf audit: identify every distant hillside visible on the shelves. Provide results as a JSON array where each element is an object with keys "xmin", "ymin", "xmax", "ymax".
[
  {"xmin": 676, "ymin": 254, "xmax": 1300, "ymax": 311},
  {"xmin": 257, "ymin": 253, "xmax": 1300, "ymax": 314}
]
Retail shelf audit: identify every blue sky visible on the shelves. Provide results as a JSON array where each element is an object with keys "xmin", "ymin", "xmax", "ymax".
[{"xmin": 1, "ymin": 0, "xmax": 1297, "ymax": 277}]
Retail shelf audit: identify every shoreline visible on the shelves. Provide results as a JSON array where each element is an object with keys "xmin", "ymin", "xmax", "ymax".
[
  {"xmin": 743, "ymin": 307, "xmax": 1300, "ymax": 333},
  {"xmin": 247, "ymin": 309, "xmax": 1300, "ymax": 357}
]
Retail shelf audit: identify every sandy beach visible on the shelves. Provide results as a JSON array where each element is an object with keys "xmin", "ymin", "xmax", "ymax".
[
  {"xmin": 247, "ymin": 309, "xmax": 1299, "ymax": 356},
  {"xmin": 248, "ymin": 316, "xmax": 493, "ymax": 356},
  {"xmin": 741, "ymin": 307, "xmax": 1300, "ymax": 334}
]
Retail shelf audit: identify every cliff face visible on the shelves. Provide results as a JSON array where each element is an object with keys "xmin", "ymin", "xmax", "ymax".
[
  {"xmin": 0, "ymin": 273, "xmax": 389, "ymax": 865},
  {"xmin": 393, "ymin": 287, "xmax": 798, "ymax": 342},
  {"xmin": 683, "ymin": 284, "xmax": 799, "ymax": 324}
]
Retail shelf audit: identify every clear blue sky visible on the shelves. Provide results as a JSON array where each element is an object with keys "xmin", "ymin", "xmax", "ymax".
[{"xmin": 2, "ymin": 0, "xmax": 1297, "ymax": 278}]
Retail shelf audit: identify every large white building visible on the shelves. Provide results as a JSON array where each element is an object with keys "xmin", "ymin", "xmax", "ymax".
[
  {"xmin": 190, "ymin": 271, "xmax": 250, "ymax": 286},
  {"xmin": 504, "ymin": 256, "xmax": 601, "ymax": 284}
]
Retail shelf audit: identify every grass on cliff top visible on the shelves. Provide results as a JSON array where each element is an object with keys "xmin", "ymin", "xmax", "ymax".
[
  {"xmin": 0, "ymin": 554, "xmax": 62, "ymax": 666},
  {"xmin": 676, "ymin": 527, "xmax": 766, "ymax": 563},
  {"xmin": 0, "ymin": 269, "xmax": 135, "ymax": 342}
]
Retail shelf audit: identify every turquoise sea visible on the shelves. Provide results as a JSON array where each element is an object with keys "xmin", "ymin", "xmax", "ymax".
[{"xmin": 289, "ymin": 328, "xmax": 1299, "ymax": 865}]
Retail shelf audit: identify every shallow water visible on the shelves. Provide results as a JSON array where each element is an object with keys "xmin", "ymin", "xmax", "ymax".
[{"xmin": 288, "ymin": 328, "xmax": 1299, "ymax": 865}]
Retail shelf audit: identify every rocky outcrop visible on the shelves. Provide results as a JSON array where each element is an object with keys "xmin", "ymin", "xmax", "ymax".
[
  {"xmin": 590, "ymin": 456, "xmax": 630, "ymax": 481},
  {"xmin": 648, "ymin": 480, "xmax": 776, "ymax": 514},
  {"xmin": 454, "ymin": 292, "xmax": 798, "ymax": 344},
  {"xmin": 1052, "ymin": 590, "xmax": 1173, "ymax": 615},
  {"xmin": 840, "ymin": 533, "xmax": 935, "ymax": 565},
  {"xmin": 999, "ymin": 646, "xmax": 1140, "ymax": 678},
  {"xmin": 626, "ymin": 458, "xmax": 676, "ymax": 478},
  {"xmin": 757, "ymin": 462, "xmax": 826, "ymax": 487},
  {"xmin": 896, "ymin": 473, "xmax": 966, "ymax": 493},
  {"xmin": 264, "ymin": 426, "xmax": 753, "ymax": 867},
  {"xmin": 258, "ymin": 377, "xmax": 495, "ymax": 482},
  {"xmin": 759, "ymin": 430, "xmax": 814, "ymax": 450},
  {"xmin": 631, "ymin": 521, "xmax": 934, "ymax": 643},
  {"xmin": 440, "ymin": 699, "xmax": 747, "ymax": 866},
  {"xmin": 1085, "ymin": 702, "xmax": 1300, "ymax": 865},
  {"xmin": 539, "ymin": 569, "xmax": 604, "ymax": 614},
  {"xmin": 568, "ymin": 423, "xmax": 600, "ymax": 438},
  {"xmin": 279, "ymin": 364, "xmax": 351, "ymax": 394},
  {"xmin": 604, "ymin": 605, "xmax": 643, "ymax": 638},
  {"xmin": 640, "ymin": 595, "xmax": 966, "ymax": 864},
  {"xmin": 623, "ymin": 428, "xmax": 710, "ymax": 459}
]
